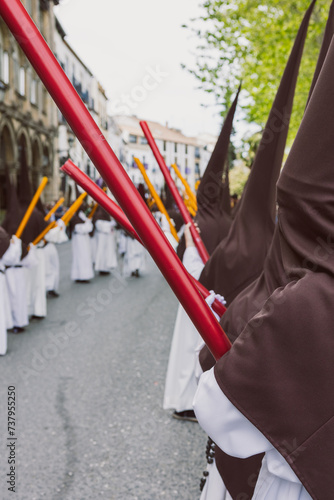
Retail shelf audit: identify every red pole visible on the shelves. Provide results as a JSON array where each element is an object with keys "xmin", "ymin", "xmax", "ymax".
[
  {"xmin": 0, "ymin": 0, "xmax": 230, "ymax": 359},
  {"xmin": 62, "ymin": 160, "xmax": 226, "ymax": 318},
  {"xmin": 140, "ymin": 121, "xmax": 210, "ymax": 262}
]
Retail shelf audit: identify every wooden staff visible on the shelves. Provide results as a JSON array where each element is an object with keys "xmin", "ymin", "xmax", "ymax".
[
  {"xmin": 1, "ymin": 0, "xmax": 231, "ymax": 360},
  {"xmin": 171, "ymin": 163, "xmax": 197, "ymax": 209},
  {"xmin": 140, "ymin": 121, "xmax": 209, "ymax": 263},
  {"xmin": 32, "ymin": 221, "xmax": 56, "ymax": 246},
  {"xmin": 88, "ymin": 202, "xmax": 98, "ymax": 220},
  {"xmin": 32, "ymin": 193, "xmax": 87, "ymax": 246},
  {"xmin": 62, "ymin": 192, "xmax": 87, "ymax": 225},
  {"xmin": 15, "ymin": 177, "xmax": 48, "ymax": 238},
  {"xmin": 62, "ymin": 160, "xmax": 226, "ymax": 318},
  {"xmin": 134, "ymin": 157, "xmax": 179, "ymax": 242},
  {"xmin": 184, "ymin": 197, "xmax": 197, "ymax": 217},
  {"xmin": 44, "ymin": 197, "xmax": 65, "ymax": 221}
]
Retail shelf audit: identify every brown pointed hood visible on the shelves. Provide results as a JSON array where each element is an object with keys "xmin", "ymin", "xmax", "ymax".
[
  {"xmin": 93, "ymin": 205, "xmax": 111, "ymax": 223},
  {"xmin": 221, "ymin": 160, "xmax": 231, "ymax": 217},
  {"xmin": 1, "ymin": 168, "xmax": 21, "ymax": 237},
  {"xmin": 0, "ymin": 227, "xmax": 11, "ymax": 259},
  {"xmin": 177, "ymin": 89, "xmax": 240, "ymax": 259},
  {"xmin": 199, "ymin": 0, "xmax": 315, "ymax": 304},
  {"xmin": 307, "ymin": 0, "xmax": 334, "ymax": 105},
  {"xmin": 214, "ymin": 36, "xmax": 334, "ymax": 500},
  {"xmin": 17, "ymin": 147, "xmax": 32, "ymax": 208},
  {"xmin": 20, "ymin": 207, "xmax": 48, "ymax": 246},
  {"xmin": 197, "ymin": 85, "xmax": 241, "ymax": 214}
]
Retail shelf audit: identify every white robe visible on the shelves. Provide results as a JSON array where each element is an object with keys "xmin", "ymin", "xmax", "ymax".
[
  {"xmin": 159, "ymin": 213, "xmax": 178, "ymax": 251},
  {"xmin": 25, "ymin": 245, "xmax": 47, "ymax": 318},
  {"xmin": 44, "ymin": 243, "xmax": 60, "ymax": 293},
  {"xmin": 5, "ymin": 238, "xmax": 37, "ymax": 329},
  {"xmin": 94, "ymin": 219, "xmax": 118, "ymax": 272},
  {"xmin": 43, "ymin": 223, "xmax": 68, "ymax": 293},
  {"xmin": 71, "ymin": 219, "xmax": 94, "ymax": 281},
  {"xmin": 0, "ymin": 237, "xmax": 22, "ymax": 354},
  {"xmin": 193, "ymin": 368, "xmax": 312, "ymax": 500},
  {"xmin": 163, "ymin": 247, "xmax": 205, "ymax": 412},
  {"xmin": 122, "ymin": 236, "xmax": 146, "ymax": 276}
]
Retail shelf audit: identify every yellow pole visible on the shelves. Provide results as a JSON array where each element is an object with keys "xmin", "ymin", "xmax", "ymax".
[
  {"xmin": 32, "ymin": 192, "xmax": 87, "ymax": 246},
  {"xmin": 44, "ymin": 197, "xmax": 65, "ymax": 221},
  {"xmin": 171, "ymin": 163, "xmax": 197, "ymax": 209},
  {"xmin": 134, "ymin": 157, "xmax": 179, "ymax": 242},
  {"xmin": 183, "ymin": 191, "xmax": 197, "ymax": 213},
  {"xmin": 15, "ymin": 176, "xmax": 48, "ymax": 238},
  {"xmin": 32, "ymin": 221, "xmax": 57, "ymax": 246},
  {"xmin": 88, "ymin": 202, "xmax": 98, "ymax": 220},
  {"xmin": 62, "ymin": 192, "xmax": 87, "ymax": 225}
]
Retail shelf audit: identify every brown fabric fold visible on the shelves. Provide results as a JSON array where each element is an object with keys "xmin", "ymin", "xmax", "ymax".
[{"xmin": 214, "ymin": 34, "xmax": 334, "ymax": 500}]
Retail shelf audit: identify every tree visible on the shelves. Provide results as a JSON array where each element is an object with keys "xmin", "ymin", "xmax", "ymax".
[{"xmin": 183, "ymin": 0, "xmax": 329, "ymax": 146}]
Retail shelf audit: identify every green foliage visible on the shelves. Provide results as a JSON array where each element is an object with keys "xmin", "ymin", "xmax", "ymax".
[
  {"xmin": 229, "ymin": 160, "xmax": 250, "ymax": 196},
  {"xmin": 184, "ymin": 0, "xmax": 330, "ymax": 146}
]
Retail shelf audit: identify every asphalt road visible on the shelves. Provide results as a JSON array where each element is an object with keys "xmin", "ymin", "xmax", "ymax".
[{"xmin": 0, "ymin": 241, "xmax": 208, "ymax": 500}]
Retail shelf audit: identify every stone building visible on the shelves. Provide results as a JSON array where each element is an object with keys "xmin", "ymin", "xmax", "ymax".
[
  {"xmin": 112, "ymin": 115, "xmax": 216, "ymax": 194},
  {"xmin": 0, "ymin": 0, "xmax": 59, "ymax": 215},
  {"xmin": 54, "ymin": 18, "xmax": 109, "ymax": 203}
]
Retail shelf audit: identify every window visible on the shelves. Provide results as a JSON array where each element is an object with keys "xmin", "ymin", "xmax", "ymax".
[
  {"xmin": 195, "ymin": 163, "xmax": 200, "ymax": 180},
  {"xmin": 42, "ymin": 86, "xmax": 48, "ymax": 113},
  {"xmin": 19, "ymin": 67, "xmax": 26, "ymax": 96},
  {"xmin": 195, "ymin": 147, "xmax": 200, "ymax": 159},
  {"xmin": 185, "ymin": 144, "xmax": 188, "ymax": 154},
  {"xmin": 3, "ymin": 53, "xmax": 9, "ymax": 84},
  {"xmin": 174, "ymin": 142, "xmax": 177, "ymax": 153},
  {"xmin": 13, "ymin": 51, "xmax": 19, "ymax": 91},
  {"xmin": 140, "ymin": 136, "xmax": 148, "ymax": 145},
  {"xmin": 185, "ymin": 158, "xmax": 188, "ymax": 167},
  {"xmin": 163, "ymin": 140, "xmax": 167, "ymax": 151},
  {"xmin": 129, "ymin": 134, "xmax": 137, "ymax": 144},
  {"xmin": 30, "ymin": 76, "xmax": 37, "ymax": 105},
  {"xmin": 174, "ymin": 157, "xmax": 178, "ymax": 165}
]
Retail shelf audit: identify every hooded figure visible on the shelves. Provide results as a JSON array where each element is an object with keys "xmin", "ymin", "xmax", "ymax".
[
  {"xmin": 195, "ymin": 26, "xmax": 334, "ymax": 500},
  {"xmin": 70, "ymin": 207, "xmax": 94, "ymax": 283},
  {"xmin": 0, "ymin": 228, "xmax": 13, "ymax": 353},
  {"xmin": 93, "ymin": 205, "xmax": 117, "ymax": 275},
  {"xmin": 163, "ymin": 90, "xmax": 240, "ymax": 419},
  {"xmin": 199, "ymin": 1, "xmax": 315, "ymax": 307},
  {"xmin": 1, "ymin": 172, "xmax": 37, "ymax": 331},
  {"xmin": 177, "ymin": 88, "xmax": 240, "ymax": 261}
]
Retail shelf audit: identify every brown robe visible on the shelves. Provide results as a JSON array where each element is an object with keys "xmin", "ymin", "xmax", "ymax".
[{"xmin": 214, "ymin": 33, "xmax": 334, "ymax": 500}]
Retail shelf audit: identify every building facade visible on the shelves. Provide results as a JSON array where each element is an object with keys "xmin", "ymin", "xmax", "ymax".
[
  {"xmin": 54, "ymin": 18, "xmax": 109, "ymax": 203},
  {"xmin": 0, "ymin": 0, "xmax": 59, "ymax": 214},
  {"xmin": 112, "ymin": 115, "xmax": 216, "ymax": 196}
]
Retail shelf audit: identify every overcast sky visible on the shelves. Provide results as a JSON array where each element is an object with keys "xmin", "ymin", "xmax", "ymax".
[{"xmin": 54, "ymin": 0, "xmax": 224, "ymax": 138}]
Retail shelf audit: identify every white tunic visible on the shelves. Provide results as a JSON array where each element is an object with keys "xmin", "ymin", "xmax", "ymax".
[
  {"xmin": 70, "ymin": 219, "xmax": 94, "ymax": 281},
  {"xmin": 94, "ymin": 219, "xmax": 118, "ymax": 272},
  {"xmin": 5, "ymin": 238, "xmax": 37, "ymax": 329},
  {"xmin": 159, "ymin": 213, "xmax": 178, "ymax": 251},
  {"xmin": 0, "ymin": 237, "xmax": 22, "ymax": 354},
  {"xmin": 122, "ymin": 236, "xmax": 146, "ymax": 277},
  {"xmin": 44, "ymin": 223, "xmax": 68, "ymax": 293},
  {"xmin": 25, "ymin": 245, "xmax": 47, "ymax": 318},
  {"xmin": 163, "ymin": 247, "xmax": 205, "ymax": 412},
  {"xmin": 193, "ymin": 368, "xmax": 312, "ymax": 500}
]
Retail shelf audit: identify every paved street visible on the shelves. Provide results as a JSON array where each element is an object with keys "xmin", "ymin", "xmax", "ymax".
[{"xmin": 0, "ymin": 242, "xmax": 208, "ymax": 500}]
